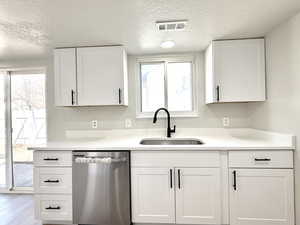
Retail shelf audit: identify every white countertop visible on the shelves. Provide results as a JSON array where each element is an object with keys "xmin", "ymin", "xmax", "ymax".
[{"xmin": 28, "ymin": 128, "xmax": 295, "ymax": 151}]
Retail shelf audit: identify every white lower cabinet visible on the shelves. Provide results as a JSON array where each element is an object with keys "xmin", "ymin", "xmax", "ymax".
[
  {"xmin": 131, "ymin": 151, "xmax": 295, "ymax": 225},
  {"xmin": 34, "ymin": 167, "xmax": 72, "ymax": 194},
  {"xmin": 35, "ymin": 194, "xmax": 72, "ymax": 221},
  {"xmin": 229, "ymin": 169, "xmax": 294, "ymax": 225},
  {"xmin": 131, "ymin": 167, "xmax": 221, "ymax": 224},
  {"xmin": 33, "ymin": 151, "xmax": 73, "ymax": 223},
  {"xmin": 32, "ymin": 150, "xmax": 294, "ymax": 225},
  {"xmin": 176, "ymin": 168, "xmax": 221, "ymax": 224},
  {"xmin": 131, "ymin": 168, "xmax": 175, "ymax": 223}
]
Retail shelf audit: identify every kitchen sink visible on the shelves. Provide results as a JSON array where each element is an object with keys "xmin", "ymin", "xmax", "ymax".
[{"xmin": 139, "ymin": 138, "xmax": 204, "ymax": 145}]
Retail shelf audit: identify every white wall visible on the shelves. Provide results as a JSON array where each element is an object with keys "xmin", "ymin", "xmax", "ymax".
[
  {"xmin": 1, "ymin": 52, "xmax": 251, "ymax": 141},
  {"xmin": 248, "ymin": 12, "xmax": 300, "ymax": 224}
]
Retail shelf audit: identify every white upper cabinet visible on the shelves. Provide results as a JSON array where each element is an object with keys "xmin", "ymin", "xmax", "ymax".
[
  {"xmin": 54, "ymin": 48, "xmax": 77, "ymax": 106},
  {"xmin": 54, "ymin": 46, "xmax": 128, "ymax": 106},
  {"xmin": 76, "ymin": 46, "xmax": 128, "ymax": 106},
  {"xmin": 205, "ymin": 38, "xmax": 266, "ymax": 103}
]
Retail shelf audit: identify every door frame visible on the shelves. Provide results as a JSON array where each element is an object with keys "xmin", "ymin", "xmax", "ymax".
[
  {"xmin": 0, "ymin": 68, "xmax": 46, "ymax": 193},
  {"xmin": 0, "ymin": 71, "xmax": 13, "ymax": 192}
]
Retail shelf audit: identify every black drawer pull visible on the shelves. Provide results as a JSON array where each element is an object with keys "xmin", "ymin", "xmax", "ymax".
[
  {"xmin": 45, "ymin": 206, "xmax": 61, "ymax": 210},
  {"xmin": 43, "ymin": 158, "xmax": 59, "ymax": 161},
  {"xmin": 44, "ymin": 179, "xmax": 60, "ymax": 183},
  {"xmin": 254, "ymin": 158, "xmax": 271, "ymax": 161}
]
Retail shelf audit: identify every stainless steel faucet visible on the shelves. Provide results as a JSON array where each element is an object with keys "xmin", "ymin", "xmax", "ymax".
[{"xmin": 153, "ymin": 108, "xmax": 176, "ymax": 138}]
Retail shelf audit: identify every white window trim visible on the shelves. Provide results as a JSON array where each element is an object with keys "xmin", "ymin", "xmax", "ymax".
[{"xmin": 135, "ymin": 53, "xmax": 199, "ymax": 118}]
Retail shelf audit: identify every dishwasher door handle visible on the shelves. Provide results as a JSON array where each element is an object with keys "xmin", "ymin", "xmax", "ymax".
[{"xmin": 74, "ymin": 157, "xmax": 127, "ymax": 164}]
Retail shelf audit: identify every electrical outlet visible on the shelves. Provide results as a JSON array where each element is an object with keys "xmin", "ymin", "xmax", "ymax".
[
  {"xmin": 91, "ymin": 120, "xmax": 98, "ymax": 129},
  {"xmin": 223, "ymin": 117, "xmax": 230, "ymax": 127},
  {"xmin": 125, "ymin": 119, "xmax": 132, "ymax": 128}
]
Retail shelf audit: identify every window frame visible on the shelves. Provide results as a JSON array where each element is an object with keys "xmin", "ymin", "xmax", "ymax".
[{"xmin": 136, "ymin": 54, "xmax": 199, "ymax": 118}]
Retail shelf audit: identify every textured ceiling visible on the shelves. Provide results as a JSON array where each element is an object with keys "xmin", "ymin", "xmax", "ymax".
[{"xmin": 0, "ymin": 0, "xmax": 299, "ymax": 60}]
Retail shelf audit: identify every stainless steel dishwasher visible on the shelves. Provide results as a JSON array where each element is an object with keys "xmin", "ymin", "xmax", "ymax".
[{"xmin": 73, "ymin": 151, "xmax": 130, "ymax": 225}]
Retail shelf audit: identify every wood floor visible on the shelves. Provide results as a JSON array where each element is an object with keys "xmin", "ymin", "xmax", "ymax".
[{"xmin": 0, "ymin": 194, "xmax": 41, "ymax": 225}]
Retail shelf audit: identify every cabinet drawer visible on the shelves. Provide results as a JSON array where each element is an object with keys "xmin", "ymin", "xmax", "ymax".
[
  {"xmin": 229, "ymin": 151, "xmax": 293, "ymax": 168},
  {"xmin": 35, "ymin": 194, "xmax": 72, "ymax": 221},
  {"xmin": 34, "ymin": 167, "xmax": 72, "ymax": 194},
  {"xmin": 131, "ymin": 151, "xmax": 220, "ymax": 167},
  {"xmin": 34, "ymin": 151, "xmax": 72, "ymax": 167}
]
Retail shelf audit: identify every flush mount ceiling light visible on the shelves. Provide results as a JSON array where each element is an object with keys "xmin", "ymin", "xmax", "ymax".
[
  {"xmin": 160, "ymin": 40, "xmax": 175, "ymax": 49},
  {"xmin": 156, "ymin": 20, "xmax": 188, "ymax": 31}
]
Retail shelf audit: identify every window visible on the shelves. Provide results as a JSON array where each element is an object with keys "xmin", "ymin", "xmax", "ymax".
[
  {"xmin": 141, "ymin": 63, "xmax": 165, "ymax": 112},
  {"xmin": 167, "ymin": 62, "xmax": 192, "ymax": 111},
  {"xmin": 137, "ymin": 55, "xmax": 197, "ymax": 117}
]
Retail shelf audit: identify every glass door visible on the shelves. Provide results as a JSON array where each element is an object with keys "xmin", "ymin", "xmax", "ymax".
[
  {"xmin": 11, "ymin": 72, "xmax": 46, "ymax": 188},
  {"xmin": 0, "ymin": 69, "xmax": 46, "ymax": 192}
]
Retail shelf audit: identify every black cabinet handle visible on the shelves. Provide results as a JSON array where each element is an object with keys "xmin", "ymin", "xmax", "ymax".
[
  {"xmin": 73, "ymin": 154, "xmax": 85, "ymax": 157},
  {"xmin": 44, "ymin": 179, "xmax": 60, "ymax": 183},
  {"xmin": 178, "ymin": 169, "xmax": 181, "ymax": 189},
  {"xmin": 45, "ymin": 206, "xmax": 61, "ymax": 210},
  {"xmin": 71, "ymin": 89, "xmax": 75, "ymax": 105},
  {"xmin": 118, "ymin": 88, "xmax": 122, "ymax": 104},
  {"xmin": 233, "ymin": 170, "xmax": 237, "ymax": 191},
  {"xmin": 170, "ymin": 169, "xmax": 173, "ymax": 189},
  {"xmin": 216, "ymin": 85, "xmax": 220, "ymax": 101},
  {"xmin": 254, "ymin": 158, "xmax": 271, "ymax": 161},
  {"xmin": 43, "ymin": 158, "xmax": 59, "ymax": 161}
]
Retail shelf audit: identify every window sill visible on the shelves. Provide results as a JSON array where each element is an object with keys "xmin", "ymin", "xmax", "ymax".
[{"xmin": 136, "ymin": 111, "xmax": 199, "ymax": 119}]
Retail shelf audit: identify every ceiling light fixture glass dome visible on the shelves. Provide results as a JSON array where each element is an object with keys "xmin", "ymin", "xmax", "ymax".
[{"xmin": 160, "ymin": 40, "xmax": 175, "ymax": 48}]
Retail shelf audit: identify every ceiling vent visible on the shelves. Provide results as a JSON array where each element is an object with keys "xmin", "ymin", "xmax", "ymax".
[{"xmin": 156, "ymin": 20, "xmax": 187, "ymax": 31}]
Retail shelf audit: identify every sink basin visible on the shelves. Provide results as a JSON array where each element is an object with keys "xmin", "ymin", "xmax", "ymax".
[{"xmin": 139, "ymin": 138, "xmax": 204, "ymax": 145}]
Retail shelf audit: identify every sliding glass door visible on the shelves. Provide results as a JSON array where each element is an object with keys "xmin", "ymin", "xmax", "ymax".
[{"xmin": 0, "ymin": 69, "xmax": 46, "ymax": 191}]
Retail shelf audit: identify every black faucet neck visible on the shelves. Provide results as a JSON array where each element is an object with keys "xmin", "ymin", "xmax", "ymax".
[
  {"xmin": 153, "ymin": 108, "xmax": 170, "ymax": 119},
  {"xmin": 153, "ymin": 108, "xmax": 175, "ymax": 138}
]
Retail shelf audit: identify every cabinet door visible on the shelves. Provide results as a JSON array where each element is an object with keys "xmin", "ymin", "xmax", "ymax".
[
  {"xmin": 229, "ymin": 169, "xmax": 294, "ymax": 225},
  {"xmin": 213, "ymin": 39, "xmax": 265, "ymax": 102},
  {"xmin": 54, "ymin": 48, "xmax": 77, "ymax": 106},
  {"xmin": 175, "ymin": 168, "xmax": 221, "ymax": 224},
  {"xmin": 77, "ymin": 46, "xmax": 127, "ymax": 106},
  {"xmin": 131, "ymin": 168, "xmax": 175, "ymax": 223}
]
